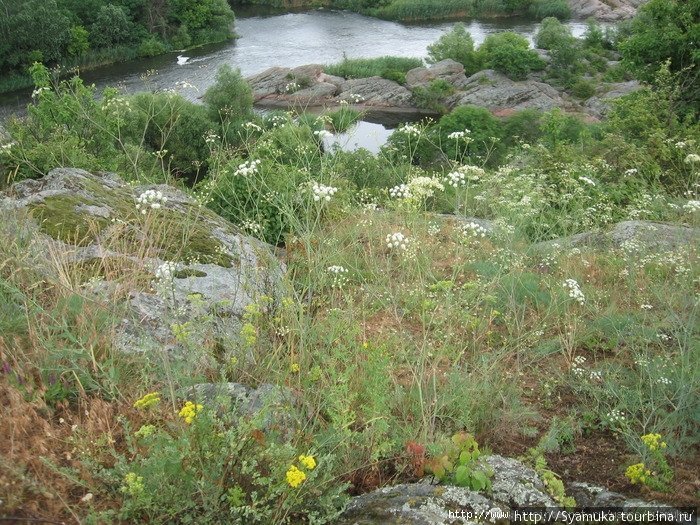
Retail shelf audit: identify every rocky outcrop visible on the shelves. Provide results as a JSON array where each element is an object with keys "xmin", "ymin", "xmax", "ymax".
[
  {"xmin": 338, "ymin": 454, "xmax": 555, "ymax": 525},
  {"xmin": 568, "ymin": 0, "xmax": 645, "ymax": 21},
  {"xmin": 247, "ymin": 62, "xmax": 583, "ymax": 118},
  {"xmin": 406, "ymin": 59, "xmax": 469, "ymax": 90},
  {"xmin": 585, "ymin": 80, "xmax": 642, "ymax": 118},
  {"xmin": 534, "ymin": 220, "xmax": 700, "ymax": 252},
  {"xmin": 1, "ymin": 168, "xmax": 285, "ymax": 354},
  {"xmin": 447, "ymin": 70, "xmax": 573, "ymax": 113}
]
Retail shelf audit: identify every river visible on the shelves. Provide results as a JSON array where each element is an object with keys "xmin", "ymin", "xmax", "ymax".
[{"xmin": 0, "ymin": 9, "xmax": 591, "ymax": 152}]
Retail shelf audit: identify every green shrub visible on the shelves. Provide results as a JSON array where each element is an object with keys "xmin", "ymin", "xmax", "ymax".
[
  {"xmin": 412, "ymin": 79, "xmax": 455, "ymax": 113},
  {"xmin": 138, "ymin": 37, "xmax": 167, "ymax": 58},
  {"xmin": 427, "ymin": 23, "xmax": 483, "ymax": 75},
  {"xmin": 202, "ymin": 65, "xmax": 254, "ymax": 126},
  {"xmin": 570, "ymin": 78, "xmax": 596, "ymax": 100},
  {"xmin": 479, "ymin": 32, "xmax": 546, "ymax": 80},
  {"xmin": 534, "ymin": 17, "xmax": 573, "ymax": 50}
]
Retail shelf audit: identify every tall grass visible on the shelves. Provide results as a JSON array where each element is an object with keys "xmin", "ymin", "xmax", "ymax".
[{"xmin": 325, "ymin": 56, "xmax": 423, "ymax": 84}]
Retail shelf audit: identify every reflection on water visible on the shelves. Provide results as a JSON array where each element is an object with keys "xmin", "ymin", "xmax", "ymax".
[{"xmin": 325, "ymin": 121, "xmax": 395, "ymax": 154}]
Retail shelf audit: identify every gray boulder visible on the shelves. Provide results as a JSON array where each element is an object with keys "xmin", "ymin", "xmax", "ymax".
[
  {"xmin": 568, "ymin": 0, "xmax": 642, "ymax": 21},
  {"xmin": 447, "ymin": 70, "xmax": 572, "ymax": 113},
  {"xmin": 533, "ymin": 220, "xmax": 700, "ymax": 252},
  {"xmin": 585, "ymin": 81, "xmax": 642, "ymax": 118},
  {"xmin": 339, "ymin": 77, "xmax": 414, "ymax": 107},
  {"xmin": 338, "ymin": 455, "xmax": 555, "ymax": 525},
  {"xmin": 182, "ymin": 382, "xmax": 298, "ymax": 432},
  {"xmin": 1, "ymin": 168, "xmax": 285, "ymax": 354},
  {"xmin": 406, "ymin": 59, "xmax": 468, "ymax": 90}
]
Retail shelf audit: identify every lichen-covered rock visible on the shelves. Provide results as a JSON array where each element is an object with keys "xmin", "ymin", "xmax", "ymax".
[
  {"xmin": 533, "ymin": 221, "xmax": 700, "ymax": 252},
  {"xmin": 338, "ymin": 455, "xmax": 558, "ymax": 525},
  {"xmin": 1, "ymin": 168, "xmax": 285, "ymax": 353},
  {"xmin": 406, "ymin": 60, "xmax": 469, "ymax": 90},
  {"xmin": 568, "ymin": 0, "xmax": 643, "ymax": 21},
  {"xmin": 485, "ymin": 455, "xmax": 556, "ymax": 508},
  {"xmin": 584, "ymin": 81, "xmax": 642, "ymax": 118},
  {"xmin": 567, "ymin": 482, "xmax": 653, "ymax": 507},
  {"xmin": 336, "ymin": 483, "xmax": 502, "ymax": 525},
  {"xmin": 338, "ymin": 77, "xmax": 414, "ymax": 107},
  {"xmin": 447, "ymin": 70, "xmax": 572, "ymax": 113},
  {"xmin": 182, "ymin": 382, "xmax": 298, "ymax": 432}
]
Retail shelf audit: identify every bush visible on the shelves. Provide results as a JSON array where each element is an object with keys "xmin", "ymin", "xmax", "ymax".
[
  {"xmin": 427, "ymin": 23, "xmax": 483, "ymax": 75},
  {"xmin": 479, "ymin": 32, "xmax": 546, "ymax": 80},
  {"xmin": 412, "ymin": 79, "xmax": 455, "ymax": 113},
  {"xmin": 570, "ymin": 78, "xmax": 596, "ymax": 100},
  {"xmin": 535, "ymin": 17, "xmax": 573, "ymax": 50},
  {"xmin": 90, "ymin": 4, "xmax": 136, "ymax": 49},
  {"xmin": 138, "ymin": 37, "xmax": 167, "ymax": 57},
  {"xmin": 325, "ymin": 56, "xmax": 423, "ymax": 84},
  {"xmin": 202, "ymin": 65, "xmax": 253, "ymax": 126}
]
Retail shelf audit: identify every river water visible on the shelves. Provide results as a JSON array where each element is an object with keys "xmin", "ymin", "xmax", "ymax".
[{"xmin": 0, "ymin": 9, "xmax": 590, "ymax": 151}]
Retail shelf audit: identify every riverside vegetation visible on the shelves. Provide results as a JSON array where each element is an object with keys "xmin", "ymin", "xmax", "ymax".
[
  {"xmin": 0, "ymin": 0, "xmax": 236, "ymax": 93},
  {"xmin": 0, "ymin": 0, "xmax": 699, "ymax": 522}
]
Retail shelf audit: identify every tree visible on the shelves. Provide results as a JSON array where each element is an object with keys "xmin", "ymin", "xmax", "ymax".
[
  {"xmin": 68, "ymin": 26, "xmax": 90, "ymax": 57},
  {"xmin": 168, "ymin": 0, "xmax": 235, "ymax": 43},
  {"xmin": 479, "ymin": 32, "xmax": 546, "ymax": 80},
  {"xmin": 427, "ymin": 23, "xmax": 482, "ymax": 75},
  {"xmin": 618, "ymin": 0, "xmax": 699, "ymax": 81},
  {"xmin": 0, "ymin": 0, "xmax": 72, "ymax": 69},
  {"xmin": 90, "ymin": 4, "xmax": 137, "ymax": 48}
]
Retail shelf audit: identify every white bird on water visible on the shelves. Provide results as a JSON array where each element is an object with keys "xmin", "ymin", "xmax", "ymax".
[{"xmin": 176, "ymin": 55, "xmax": 190, "ymax": 65}]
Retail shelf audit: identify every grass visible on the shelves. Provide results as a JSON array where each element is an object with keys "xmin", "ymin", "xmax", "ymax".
[
  {"xmin": 0, "ymin": 59, "xmax": 699, "ymax": 521},
  {"xmin": 325, "ymin": 56, "xmax": 423, "ymax": 85}
]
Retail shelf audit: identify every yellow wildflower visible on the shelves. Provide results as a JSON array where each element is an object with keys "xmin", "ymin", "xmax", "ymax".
[
  {"xmin": 641, "ymin": 433, "xmax": 666, "ymax": 451},
  {"xmin": 290, "ymin": 363, "xmax": 300, "ymax": 373},
  {"xmin": 286, "ymin": 465, "xmax": 306, "ymax": 488},
  {"xmin": 133, "ymin": 392, "xmax": 160, "ymax": 410},
  {"xmin": 625, "ymin": 462, "xmax": 648, "ymax": 484},
  {"xmin": 121, "ymin": 472, "xmax": 144, "ymax": 496},
  {"xmin": 178, "ymin": 401, "xmax": 203, "ymax": 424},
  {"xmin": 299, "ymin": 454, "xmax": 316, "ymax": 470}
]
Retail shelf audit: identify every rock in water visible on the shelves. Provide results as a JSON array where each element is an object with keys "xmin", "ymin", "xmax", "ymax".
[{"xmin": 0, "ymin": 168, "xmax": 286, "ymax": 354}]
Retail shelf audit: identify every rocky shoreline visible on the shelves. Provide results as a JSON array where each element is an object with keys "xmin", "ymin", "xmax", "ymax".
[{"xmin": 246, "ymin": 59, "xmax": 641, "ymax": 122}]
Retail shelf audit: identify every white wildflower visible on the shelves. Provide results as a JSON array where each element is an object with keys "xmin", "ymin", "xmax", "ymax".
[
  {"xmin": 312, "ymin": 182, "xmax": 338, "ymax": 202},
  {"xmin": 563, "ymin": 279, "xmax": 585, "ymax": 305}
]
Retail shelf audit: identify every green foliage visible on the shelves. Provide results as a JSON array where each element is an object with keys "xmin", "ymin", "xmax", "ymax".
[
  {"xmin": 570, "ymin": 78, "xmax": 596, "ymax": 99},
  {"xmin": 326, "ymin": 106, "xmax": 362, "ymax": 132},
  {"xmin": 97, "ymin": 408, "xmax": 348, "ymax": 523},
  {"xmin": 67, "ymin": 25, "xmax": 90, "ymax": 57},
  {"xmin": 202, "ymin": 65, "xmax": 254, "ymax": 126},
  {"xmin": 528, "ymin": 0, "xmax": 571, "ymax": 19},
  {"xmin": 90, "ymin": 4, "xmax": 136, "ymax": 49},
  {"xmin": 525, "ymin": 449, "xmax": 576, "ymax": 507},
  {"xmin": 427, "ymin": 23, "xmax": 482, "ymax": 75},
  {"xmin": 618, "ymin": 0, "xmax": 699, "ymax": 112},
  {"xmin": 411, "ymin": 79, "xmax": 455, "ymax": 113},
  {"xmin": 535, "ymin": 17, "xmax": 572, "ymax": 50},
  {"xmin": 479, "ymin": 31, "xmax": 546, "ymax": 80},
  {"xmin": 0, "ymin": 0, "xmax": 237, "ymax": 93},
  {"xmin": 325, "ymin": 56, "xmax": 423, "ymax": 84},
  {"xmin": 425, "ymin": 433, "xmax": 493, "ymax": 490}
]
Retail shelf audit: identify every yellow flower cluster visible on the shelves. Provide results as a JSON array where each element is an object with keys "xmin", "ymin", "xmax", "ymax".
[
  {"xmin": 133, "ymin": 392, "xmax": 160, "ymax": 410},
  {"xmin": 625, "ymin": 462, "xmax": 652, "ymax": 484},
  {"xmin": 285, "ymin": 454, "xmax": 317, "ymax": 488},
  {"xmin": 121, "ymin": 472, "xmax": 145, "ymax": 496},
  {"xmin": 299, "ymin": 454, "xmax": 316, "ymax": 470},
  {"xmin": 290, "ymin": 363, "xmax": 301, "ymax": 373},
  {"xmin": 641, "ymin": 433, "xmax": 667, "ymax": 451},
  {"xmin": 178, "ymin": 401, "xmax": 203, "ymax": 424},
  {"xmin": 286, "ymin": 465, "xmax": 306, "ymax": 488}
]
